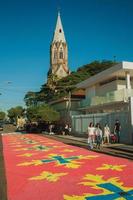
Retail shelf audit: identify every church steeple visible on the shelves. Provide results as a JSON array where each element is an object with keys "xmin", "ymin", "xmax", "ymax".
[
  {"xmin": 52, "ymin": 12, "xmax": 66, "ymax": 43},
  {"xmin": 48, "ymin": 12, "xmax": 70, "ymax": 79}
]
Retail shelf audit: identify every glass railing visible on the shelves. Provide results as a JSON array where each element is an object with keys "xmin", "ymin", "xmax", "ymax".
[{"xmin": 80, "ymin": 89, "xmax": 133, "ymax": 108}]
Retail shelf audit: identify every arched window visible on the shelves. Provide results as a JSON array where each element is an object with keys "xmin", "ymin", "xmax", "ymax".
[
  {"xmin": 59, "ymin": 51, "xmax": 63, "ymax": 59},
  {"xmin": 54, "ymin": 50, "xmax": 57, "ymax": 59}
]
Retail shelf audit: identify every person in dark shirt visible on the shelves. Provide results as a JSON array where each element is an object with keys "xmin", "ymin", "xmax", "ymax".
[{"xmin": 114, "ymin": 119, "xmax": 121, "ymax": 143}]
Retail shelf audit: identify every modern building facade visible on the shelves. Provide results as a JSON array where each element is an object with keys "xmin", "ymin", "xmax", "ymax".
[
  {"xmin": 48, "ymin": 12, "xmax": 70, "ymax": 79},
  {"xmin": 77, "ymin": 62, "xmax": 133, "ymax": 113},
  {"xmin": 72, "ymin": 62, "xmax": 133, "ymax": 144}
]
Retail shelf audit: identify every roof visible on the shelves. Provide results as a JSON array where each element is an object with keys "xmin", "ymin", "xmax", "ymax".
[
  {"xmin": 52, "ymin": 12, "xmax": 66, "ymax": 43},
  {"xmin": 77, "ymin": 61, "xmax": 133, "ymax": 89},
  {"xmin": 72, "ymin": 89, "xmax": 85, "ymax": 96}
]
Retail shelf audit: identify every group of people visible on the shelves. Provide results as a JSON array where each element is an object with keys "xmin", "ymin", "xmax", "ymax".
[
  {"xmin": 87, "ymin": 120, "xmax": 121, "ymax": 149},
  {"xmin": 49, "ymin": 123, "xmax": 71, "ymax": 135}
]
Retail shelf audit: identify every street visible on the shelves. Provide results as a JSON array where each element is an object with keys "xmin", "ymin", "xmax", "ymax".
[
  {"xmin": 1, "ymin": 1, "xmax": 133, "ymax": 200},
  {"xmin": 1, "ymin": 132, "xmax": 133, "ymax": 200}
]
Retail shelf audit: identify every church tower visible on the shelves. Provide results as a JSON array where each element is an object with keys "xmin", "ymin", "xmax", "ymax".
[{"xmin": 48, "ymin": 12, "xmax": 70, "ymax": 79}]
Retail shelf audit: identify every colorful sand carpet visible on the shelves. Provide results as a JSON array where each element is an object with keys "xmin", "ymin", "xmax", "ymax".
[{"xmin": 2, "ymin": 133, "xmax": 133, "ymax": 200}]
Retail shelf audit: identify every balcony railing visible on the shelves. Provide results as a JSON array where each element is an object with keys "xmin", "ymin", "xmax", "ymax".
[{"xmin": 80, "ymin": 89, "xmax": 133, "ymax": 108}]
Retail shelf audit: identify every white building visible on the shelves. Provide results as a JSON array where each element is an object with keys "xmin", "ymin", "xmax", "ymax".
[
  {"xmin": 72, "ymin": 62, "xmax": 133, "ymax": 144},
  {"xmin": 77, "ymin": 62, "xmax": 133, "ymax": 113}
]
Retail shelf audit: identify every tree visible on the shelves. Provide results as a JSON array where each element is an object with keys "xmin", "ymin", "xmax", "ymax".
[
  {"xmin": 47, "ymin": 74, "xmax": 59, "ymax": 91},
  {"xmin": 26, "ymin": 104, "xmax": 60, "ymax": 123},
  {"xmin": 26, "ymin": 106, "xmax": 39, "ymax": 122},
  {"xmin": 24, "ymin": 91, "xmax": 38, "ymax": 107},
  {"xmin": 7, "ymin": 106, "xmax": 25, "ymax": 123},
  {"xmin": 37, "ymin": 104, "xmax": 60, "ymax": 122},
  {"xmin": 0, "ymin": 111, "xmax": 6, "ymax": 121}
]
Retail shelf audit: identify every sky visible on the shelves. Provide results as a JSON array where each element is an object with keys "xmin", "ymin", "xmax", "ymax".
[{"xmin": 0, "ymin": 0, "xmax": 133, "ymax": 112}]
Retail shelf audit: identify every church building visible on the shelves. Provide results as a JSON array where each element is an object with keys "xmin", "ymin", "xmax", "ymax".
[{"xmin": 48, "ymin": 12, "xmax": 70, "ymax": 79}]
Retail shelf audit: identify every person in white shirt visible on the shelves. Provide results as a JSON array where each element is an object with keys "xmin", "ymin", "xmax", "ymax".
[
  {"xmin": 104, "ymin": 123, "xmax": 110, "ymax": 144},
  {"xmin": 87, "ymin": 122, "xmax": 95, "ymax": 149}
]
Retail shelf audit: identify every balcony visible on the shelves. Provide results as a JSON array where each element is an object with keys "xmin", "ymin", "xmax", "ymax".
[{"xmin": 80, "ymin": 89, "xmax": 133, "ymax": 108}]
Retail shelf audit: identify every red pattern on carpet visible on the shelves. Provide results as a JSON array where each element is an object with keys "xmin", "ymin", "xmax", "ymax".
[{"xmin": 2, "ymin": 134, "xmax": 133, "ymax": 200}]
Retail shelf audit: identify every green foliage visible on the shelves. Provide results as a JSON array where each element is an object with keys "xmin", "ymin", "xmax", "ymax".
[
  {"xmin": 26, "ymin": 104, "xmax": 60, "ymax": 122},
  {"xmin": 7, "ymin": 106, "xmax": 25, "ymax": 122},
  {"xmin": 0, "ymin": 111, "xmax": 6, "ymax": 121},
  {"xmin": 47, "ymin": 74, "xmax": 59, "ymax": 90},
  {"xmin": 38, "ymin": 84, "xmax": 55, "ymax": 102},
  {"xmin": 24, "ymin": 91, "xmax": 38, "ymax": 107},
  {"xmin": 26, "ymin": 106, "xmax": 38, "ymax": 122}
]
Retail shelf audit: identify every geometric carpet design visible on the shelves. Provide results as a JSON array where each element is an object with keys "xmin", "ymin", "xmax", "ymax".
[{"xmin": 2, "ymin": 133, "xmax": 133, "ymax": 200}]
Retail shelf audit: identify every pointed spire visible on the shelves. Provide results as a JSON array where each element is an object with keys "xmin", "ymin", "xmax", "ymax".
[{"xmin": 52, "ymin": 12, "xmax": 66, "ymax": 43}]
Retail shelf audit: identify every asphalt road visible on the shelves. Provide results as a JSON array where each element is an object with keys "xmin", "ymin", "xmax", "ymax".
[{"xmin": 1, "ymin": 124, "xmax": 16, "ymax": 134}]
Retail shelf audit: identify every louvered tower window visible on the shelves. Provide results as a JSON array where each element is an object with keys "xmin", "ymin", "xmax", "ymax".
[
  {"xmin": 59, "ymin": 51, "xmax": 63, "ymax": 59},
  {"xmin": 54, "ymin": 50, "xmax": 57, "ymax": 59}
]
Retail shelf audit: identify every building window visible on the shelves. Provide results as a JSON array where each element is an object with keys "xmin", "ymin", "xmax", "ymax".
[
  {"xmin": 59, "ymin": 29, "xmax": 62, "ymax": 33},
  {"xmin": 54, "ymin": 51, "xmax": 57, "ymax": 59},
  {"xmin": 59, "ymin": 51, "xmax": 63, "ymax": 59}
]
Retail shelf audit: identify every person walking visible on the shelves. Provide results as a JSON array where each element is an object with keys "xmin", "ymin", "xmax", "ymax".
[
  {"xmin": 104, "ymin": 123, "xmax": 110, "ymax": 144},
  {"xmin": 114, "ymin": 119, "xmax": 121, "ymax": 143},
  {"xmin": 87, "ymin": 122, "xmax": 95, "ymax": 149},
  {"xmin": 95, "ymin": 123, "xmax": 103, "ymax": 149},
  {"xmin": 49, "ymin": 124, "xmax": 54, "ymax": 135},
  {"xmin": 64, "ymin": 124, "xmax": 69, "ymax": 135}
]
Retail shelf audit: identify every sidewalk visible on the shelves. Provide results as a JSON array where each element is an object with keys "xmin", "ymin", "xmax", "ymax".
[
  {"xmin": 50, "ymin": 134, "xmax": 133, "ymax": 149},
  {"xmin": 44, "ymin": 134, "xmax": 133, "ymax": 160}
]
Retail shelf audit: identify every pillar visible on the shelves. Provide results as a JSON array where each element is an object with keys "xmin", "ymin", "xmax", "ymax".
[{"xmin": 126, "ymin": 71, "xmax": 131, "ymax": 89}]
